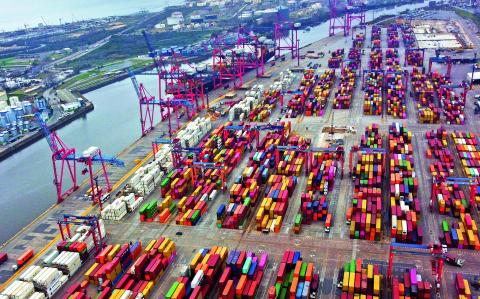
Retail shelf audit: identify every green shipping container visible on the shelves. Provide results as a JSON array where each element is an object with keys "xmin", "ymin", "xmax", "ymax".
[
  {"xmin": 442, "ymin": 220, "xmax": 449, "ymax": 232},
  {"xmin": 160, "ymin": 178, "xmax": 170, "ymax": 188},
  {"xmin": 166, "ymin": 281, "xmax": 179, "ymax": 299},
  {"xmin": 244, "ymin": 197, "xmax": 251, "ymax": 207},
  {"xmin": 300, "ymin": 263, "xmax": 307, "ymax": 279},
  {"xmin": 243, "ymin": 257, "xmax": 252, "ymax": 274},
  {"xmin": 295, "ymin": 214, "xmax": 302, "ymax": 225},
  {"xmin": 192, "ymin": 210, "xmax": 200, "ymax": 221},
  {"xmin": 275, "ymin": 282, "xmax": 281, "ymax": 297}
]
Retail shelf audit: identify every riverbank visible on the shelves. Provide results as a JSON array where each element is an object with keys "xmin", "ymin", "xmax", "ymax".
[{"xmin": 0, "ymin": 100, "xmax": 94, "ymax": 161}]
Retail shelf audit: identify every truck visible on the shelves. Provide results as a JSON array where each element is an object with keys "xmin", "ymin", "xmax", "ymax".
[
  {"xmin": 444, "ymin": 253, "xmax": 465, "ymax": 267},
  {"xmin": 310, "ymin": 273, "xmax": 319, "ymax": 298}
]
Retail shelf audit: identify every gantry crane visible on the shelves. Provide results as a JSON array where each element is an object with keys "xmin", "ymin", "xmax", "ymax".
[
  {"xmin": 431, "ymin": 177, "xmax": 478, "ymax": 212},
  {"xmin": 57, "ymin": 214, "xmax": 105, "ymax": 253},
  {"xmin": 129, "ymin": 70, "xmax": 193, "ymax": 137},
  {"xmin": 404, "ymin": 48, "xmax": 425, "ymax": 67},
  {"xmin": 191, "ymin": 162, "xmax": 226, "ymax": 191},
  {"xmin": 349, "ymin": 146, "xmax": 386, "ymax": 177},
  {"xmin": 438, "ymin": 83, "xmax": 469, "ymax": 103},
  {"xmin": 388, "ymin": 242, "xmax": 446, "ymax": 295},
  {"xmin": 35, "ymin": 113, "xmax": 124, "ymax": 206},
  {"xmin": 152, "ymin": 137, "xmax": 201, "ymax": 168},
  {"xmin": 428, "ymin": 56, "xmax": 452, "ymax": 78},
  {"xmin": 273, "ymin": 16, "xmax": 300, "ymax": 66}
]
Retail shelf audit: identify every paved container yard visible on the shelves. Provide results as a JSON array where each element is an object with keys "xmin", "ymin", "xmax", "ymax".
[{"xmin": 2, "ymin": 10, "xmax": 480, "ymax": 299}]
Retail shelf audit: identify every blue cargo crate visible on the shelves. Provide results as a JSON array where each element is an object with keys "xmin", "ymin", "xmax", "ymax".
[{"xmin": 293, "ymin": 251, "xmax": 301, "ymax": 264}]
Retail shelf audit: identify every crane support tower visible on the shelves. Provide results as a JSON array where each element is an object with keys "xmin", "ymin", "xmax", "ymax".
[
  {"xmin": 35, "ymin": 113, "xmax": 124, "ymax": 206},
  {"xmin": 274, "ymin": 15, "xmax": 300, "ymax": 66},
  {"xmin": 57, "ymin": 214, "xmax": 105, "ymax": 253},
  {"xmin": 329, "ymin": 0, "xmax": 348, "ymax": 36},
  {"xmin": 236, "ymin": 25, "xmax": 266, "ymax": 78},
  {"xmin": 212, "ymin": 32, "xmax": 245, "ymax": 89},
  {"xmin": 346, "ymin": 0, "xmax": 366, "ymax": 33}
]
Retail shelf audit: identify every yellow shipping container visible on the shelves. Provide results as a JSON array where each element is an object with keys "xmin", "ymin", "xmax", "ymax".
[
  {"xmin": 145, "ymin": 240, "xmax": 157, "ymax": 253},
  {"xmin": 343, "ymin": 271, "xmax": 349, "ymax": 292},
  {"xmin": 348, "ymin": 271, "xmax": 355, "ymax": 293},
  {"xmin": 374, "ymin": 275, "xmax": 380, "ymax": 295}
]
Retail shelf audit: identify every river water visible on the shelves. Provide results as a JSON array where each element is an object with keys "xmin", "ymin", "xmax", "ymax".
[
  {"xmin": 0, "ymin": 0, "xmax": 185, "ymax": 32},
  {"xmin": 0, "ymin": 2, "xmax": 427, "ymax": 244}
]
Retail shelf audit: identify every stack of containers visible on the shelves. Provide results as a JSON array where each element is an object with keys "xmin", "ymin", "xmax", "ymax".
[
  {"xmin": 354, "ymin": 33, "xmax": 365, "ymax": 48},
  {"xmin": 277, "ymin": 147, "xmax": 305, "ymax": 176},
  {"xmin": 218, "ymin": 125, "xmax": 290, "ymax": 229},
  {"xmin": 348, "ymin": 48, "xmax": 361, "ymax": 64},
  {"xmin": 306, "ymin": 69, "xmax": 335, "ymax": 116},
  {"xmin": 130, "ymin": 117, "xmax": 212, "ymax": 196},
  {"xmin": 339, "ymin": 258, "xmax": 382, "ymax": 298},
  {"xmin": 256, "ymin": 174, "xmax": 297, "ymax": 233},
  {"xmin": 1, "ymin": 280, "xmax": 36, "ymax": 298},
  {"xmin": 389, "ymin": 123, "xmax": 422, "ymax": 244},
  {"xmin": 158, "ymin": 195, "xmax": 178, "ymax": 223},
  {"xmin": 385, "ymin": 70, "xmax": 407, "ymax": 119},
  {"xmin": 350, "ymin": 124, "xmax": 384, "ymax": 241},
  {"xmin": 217, "ymin": 250, "xmax": 267, "ymax": 298},
  {"xmin": 248, "ymin": 88, "xmax": 280, "ymax": 122},
  {"xmin": 406, "ymin": 49, "xmax": 424, "ymax": 67},
  {"xmin": 294, "ymin": 150, "xmax": 337, "ymax": 233},
  {"xmin": 88, "ymin": 238, "xmax": 175, "ymax": 298},
  {"xmin": 440, "ymin": 213, "xmax": 480, "ymax": 250},
  {"xmin": 401, "ymin": 26, "xmax": 416, "ymax": 48},
  {"xmin": 387, "ymin": 24, "xmax": 399, "ymax": 48},
  {"xmin": 452, "ymin": 131, "xmax": 480, "ymax": 209},
  {"xmin": 267, "ymin": 251, "xmax": 315, "ymax": 299},
  {"xmin": 369, "ymin": 49, "xmax": 383, "ymax": 70},
  {"xmin": 160, "ymin": 168, "xmax": 193, "ymax": 200},
  {"xmin": 363, "ymin": 71, "xmax": 383, "ymax": 115},
  {"xmin": 425, "ymin": 127, "xmax": 454, "ymax": 178},
  {"xmin": 333, "ymin": 67, "xmax": 356, "ymax": 109},
  {"xmin": 451, "ymin": 131, "xmax": 480, "ymax": 178},
  {"xmin": 287, "ymin": 70, "xmax": 316, "ymax": 118},
  {"xmin": 173, "ymin": 123, "xmax": 248, "ymax": 226},
  {"xmin": 439, "ymin": 87, "xmax": 465, "ymax": 125},
  {"xmin": 165, "ymin": 247, "xmax": 266, "ymax": 299},
  {"xmin": 294, "ymin": 193, "xmax": 331, "ymax": 234},
  {"xmin": 455, "ymin": 273, "xmax": 473, "ymax": 298},
  {"xmin": 328, "ymin": 48, "xmax": 344, "ymax": 68},
  {"xmin": 230, "ymin": 85, "xmax": 265, "ymax": 121},
  {"xmin": 435, "ymin": 183, "xmax": 470, "ymax": 217},
  {"xmin": 411, "ymin": 68, "xmax": 441, "ymax": 123},
  {"xmin": 307, "ymin": 152, "xmax": 337, "ymax": 194},
  {"xmin": 391, "ymin": 268, "xmax": 432, "ymax": 298},
  {"xmin": 386, "ymin": 48, "xmax": 401, "ymax": 70},
  {"xmin": 139, "ymin": 199, "xmax": 159, "ymax": 222},
  {"xmin": 371, "ymin": 26, "xmax": 381, "ymax": 48}
]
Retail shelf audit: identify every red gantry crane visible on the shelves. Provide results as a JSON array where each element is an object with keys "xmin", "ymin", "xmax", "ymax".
[
  {"xmin": 274, "ymin": 16, "xmax": 300, "ymax": 66},
  {"xmin": 35, "ymin": 113, "xmax": 124, "ymax": 206},
  {"xmin": 388, "ymin": 242, "xmax": 447, "ymax": 295},
  {"xmin": 57, "ymin": 214, "xmax": 105, "ymax": 253}
]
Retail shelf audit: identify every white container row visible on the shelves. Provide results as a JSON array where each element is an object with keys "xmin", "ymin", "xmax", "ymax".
[
  {"xmin": 0, "ymin": 280, "xmax": 35, "ymax": 299},
  {"xmin": 51, "ymin": 251, "xmax": 81, "ymax": 276}
]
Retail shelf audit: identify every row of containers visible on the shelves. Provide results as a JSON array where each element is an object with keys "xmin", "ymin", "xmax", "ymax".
[
  {"xmin": 339, "ymin": 258, "xmax": 432, "ymax": 298},
  {"xmin": 363, "ymin": 70, "xmax": 383, "ymax": 115},
  {"xmin": 165, "ymin": 247, "xmax": 267, "ymax": 299},
  {"xmin": 286, "ymin": 69, "xmax": 316, "ymax": 118},
  {"xmin": 348, "ymin": 124, "xmax": 384, "ymax": 241},
  {"xmin": 139, "ymin": 121, "xmax": 254, "ymax": 225},
  {"xmin": 371, "ymin": 25, "xmax": 381, "ymax": 48},
  {"xmin": 411, "ymin": 68, "xmax": 466, "ymax": 124},
  {"xmin": 385, "ymin": 48, "xmax": 407, "ymax": 119},
  {"xmin": 353, "ymin": 31, "xmax": 366, "ymax": 49},
  {"xmin": 253, "ymin": 134, "xmax": 303, "ymax": 233},
  {"xmin": 333, "ymin": 67, "xmax": 356, "ymax": 109},
  {"xmin": 60, "ymin": 237, "xmax": 176, "ymax": 299},
  {"xmin": 305, "ymin": 69, "xmax": 335, "ymax": 116},
  {"xmin": 0, "ymin": 221, "xmax": 106, "ymax": 299},
  {"xmin": 216, "ymin": 123, "xmax": 291, "ymax": 230},
  {"xmin": 452, "ymin": 131, "xmax": 480, "ymax": 208},
  {"xmin": 387, "ymin": 24, "xmax": 400, "ymax": 48},
  {"xmin": 401, "ymin": 24, "xmax": 416, "ymax": 48},
  {"xmin": 389, "ymin": 123, "xmax": 422, "ymax": 244},
  {"xmin": 292, "ymin": 148, "xmax": 339, "ymax": 234},
  {"xmin": 328, "ymin": 48, "xmax": 345, "ymax": 69}
]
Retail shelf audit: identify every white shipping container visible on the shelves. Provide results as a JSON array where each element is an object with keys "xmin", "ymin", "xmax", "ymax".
[
  {"xmin": 19, "ymin": 265, "xmax": 41, "ymax": 282},
  {"xmin": 191, "ymin": 270, "xmax": 204, "ymax": 289}
]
